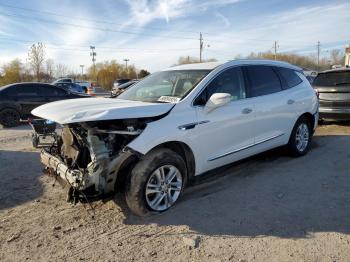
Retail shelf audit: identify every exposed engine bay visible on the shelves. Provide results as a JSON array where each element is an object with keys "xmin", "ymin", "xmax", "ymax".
[{"xmin": 41, "ymin": 117, "xmax": 159, "ymax": 202}]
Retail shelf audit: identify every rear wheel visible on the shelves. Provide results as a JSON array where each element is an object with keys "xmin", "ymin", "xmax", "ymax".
[
  {"xmin": 0, "ymin": 108, "xmax": 20, "ymax": 127},
  {"xmin": 288, "ymin": 116, "xmax": 312, "ymax": 156},
  {"xmin": 125, "ymin": 148, "xmax": 187, "ymax": 216}
]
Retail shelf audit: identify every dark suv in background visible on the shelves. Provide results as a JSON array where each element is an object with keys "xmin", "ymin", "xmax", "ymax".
[
  {"xmin": 313, "ymin": 67, "xmax": 350, "ymax": 121},
  {"xmin": 0, "ymin": 82, "xmax": 89, "ymax": 127}
]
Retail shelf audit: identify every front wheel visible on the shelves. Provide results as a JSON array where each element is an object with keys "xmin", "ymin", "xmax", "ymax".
[
  {"xmin": 125, "ymin": 148, "xmax": 187, "ymax": 216},
  {"xmin": 288, "ymin": 117, "xmax": 312, "ymax": 156}
]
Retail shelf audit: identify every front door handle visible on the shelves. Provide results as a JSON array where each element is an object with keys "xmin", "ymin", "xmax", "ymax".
[
  {"xmin": 242, "ymin": 108, "xmax": 253, "ymax": 114},
  {"xmin": 287, "ymin": 99, "xmax": 295, "ymax": 105}
]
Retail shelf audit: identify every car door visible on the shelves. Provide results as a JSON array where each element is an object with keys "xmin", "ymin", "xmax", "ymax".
[
  {"xmin": 11, "ymin": 84, "xmax": 43, "ymax": 116},
  {"xmin": 190, "ymin": 66, "xmax": 255, "ymax": 174},
  {"xmin": 37, "ymin": 84, "xmax": 68, "ymax": 103},
  {"xmin": 243, "ymin": 65, "xmax": 297, "ymax": 150}
]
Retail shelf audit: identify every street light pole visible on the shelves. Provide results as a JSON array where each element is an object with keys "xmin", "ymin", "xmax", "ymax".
[
  {"xmin": 90, "ymin": 46, "xmax": 96, "ymax": 79},
  {"xmin": 124, "ymin": 59, "xmax": 130, "ymax": 70}
]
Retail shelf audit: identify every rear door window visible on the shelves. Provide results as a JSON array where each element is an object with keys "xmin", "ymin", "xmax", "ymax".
[
  {"xmin": 245, "ymin": 65, "xmax": 282, "ymax": 97},
  {"xmin": 313, "ymin": 71, "xmax": 350, "ymax": 87},
  {"xmin": 38, "ymin": 85, "xmax": 67, "ymax": 97},
  {"xmin": 275, "ymin": 67, "xmax": 303, "ymax": 89}
]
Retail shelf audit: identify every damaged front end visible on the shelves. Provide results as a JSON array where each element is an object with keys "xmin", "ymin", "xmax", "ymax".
[{"xmin": 41, "ymin": 118, "xmax": 150, "ymax": 202}]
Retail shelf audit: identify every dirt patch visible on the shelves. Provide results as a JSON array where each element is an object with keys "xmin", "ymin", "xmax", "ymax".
[{"xmin": 1, "ymin": 124, "xmax": 350, "ymax": 261}]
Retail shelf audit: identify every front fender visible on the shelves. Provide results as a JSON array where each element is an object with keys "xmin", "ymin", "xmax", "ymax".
[{"xmin": 127, "ymin": 106, "xmax": 197, "ymax": 155}]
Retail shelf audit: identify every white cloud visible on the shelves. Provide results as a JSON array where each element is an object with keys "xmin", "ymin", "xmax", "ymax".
[
  {"xmin": 203, "ymin": 1, "xmax": 350, "ymax": 61},
  {"xmin": 215, "ymin": 12, "xmax": 231, "ymax": 28},
  {"xmin": 122, "ymin": 0, "xmax": 241, "ymax": 27}
]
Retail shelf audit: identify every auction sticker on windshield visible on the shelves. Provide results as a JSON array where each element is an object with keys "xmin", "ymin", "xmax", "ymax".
[{"xmin": 158, "ymin": 96, "xmax": 180, "ymax": 103}]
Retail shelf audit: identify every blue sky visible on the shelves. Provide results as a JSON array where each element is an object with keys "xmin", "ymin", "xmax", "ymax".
[{"xmin": 0, "ymin": 0, "xmax": 349, "ymax": 72}]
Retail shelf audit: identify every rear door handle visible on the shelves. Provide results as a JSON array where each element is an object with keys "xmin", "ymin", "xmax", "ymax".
[
  {"xmin": 287, "ymin": 99, "xmax": 295, "ymax": 105},
  {"xmin": 242, "ymin": 108, "xmax": 253, "ymax": 114}
]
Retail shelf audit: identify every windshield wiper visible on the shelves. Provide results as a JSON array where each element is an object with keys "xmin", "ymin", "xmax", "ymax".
[{"xmin": 335, "ymin": 82, "xmax": 350, "ymax": 86}]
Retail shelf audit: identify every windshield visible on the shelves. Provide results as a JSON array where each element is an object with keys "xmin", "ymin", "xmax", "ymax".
[
  {"xmin": 118, "ymin": 70, "xmax": 210, "ymax": 103},
  {"xmin": 313, "ymin": 71, "xmax": 350, "ymax": 86}
]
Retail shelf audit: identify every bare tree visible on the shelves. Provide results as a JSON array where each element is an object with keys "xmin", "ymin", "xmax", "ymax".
[
  {"xmin": 55, "ymin": 64, "xmax": 68, "ymax": 78},
  {"xmin": 330, "ymin": 49, "xmax": 345, "ymax": 65},
  {"xmin": 45, "ymin": 59, "xmax": 55, "ymax": 81},
  {"xmin": 28, "ymin": 42, "xmax": 45, "ymax": 81}
]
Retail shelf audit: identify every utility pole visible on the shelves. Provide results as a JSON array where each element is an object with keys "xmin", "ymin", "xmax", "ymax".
[
  {"xmin": 124, "ymin": 59, "xmax": 129, "ymax": 71},
  {"xmin": 274, "ymin": 41, "xmax": 278, "ymax": 60},
  {"xmin": 317, "ymin": 41, "xmax": 321, "ymax": 72},
  {"xmin": 80, "ymin": 65, "xmax": 84, "ymax": 76},
  {"xmin": 199, "ymin": 32, "xmax": 203, "ymax": 63},
  {"xmin": 90, "ymin": 46, "xmax": 96, "ymax": 78}
]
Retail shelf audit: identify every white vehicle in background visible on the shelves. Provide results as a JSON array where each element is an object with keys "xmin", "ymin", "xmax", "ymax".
[
  {"xmin": 32, "ymin": 59, "xmax": 318, "ymax": 216},
  {"xmin": 51, "ymin": 78, "xmax": 73, "ymax": 84}
]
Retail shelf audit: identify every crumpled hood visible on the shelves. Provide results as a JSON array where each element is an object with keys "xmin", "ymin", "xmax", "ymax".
[{"xmin": 31, "ymin": 98, "xmax": 175, "ymax": 124}]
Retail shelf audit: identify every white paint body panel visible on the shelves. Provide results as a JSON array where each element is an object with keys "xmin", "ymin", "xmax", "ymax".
[
  {"xmin": 31, "ymin": 98, "xmax": 174, "ymax": 124},
  {"xmin": 128, "ymin": 60, "xmax": 318, "ymax": 175}
]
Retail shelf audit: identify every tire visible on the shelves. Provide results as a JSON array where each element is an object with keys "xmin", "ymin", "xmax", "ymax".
[
  {"xmin": 288, "ymin": 116, "xmax": 312, "ymax": 157},
  {"xmin": 32, "ymin": 135, "xmax": 39, "ymax": 148},
  {"xmin": 125, "ymin": 148, "xmax": 187, "ymax": 216},
  {"xmin": 0, "ymin": 108, "xmax": 20, "ymax": 127}
]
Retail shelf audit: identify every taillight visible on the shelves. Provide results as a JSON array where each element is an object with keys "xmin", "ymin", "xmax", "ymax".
[{"xmin": 314, "ymin": 88, "xmax": 319, "ymax": 98}]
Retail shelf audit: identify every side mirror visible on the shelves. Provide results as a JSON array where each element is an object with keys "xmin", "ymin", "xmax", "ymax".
[{"xmin": 204, "ymin": 93, "xmax": 231, "ymax": 113}]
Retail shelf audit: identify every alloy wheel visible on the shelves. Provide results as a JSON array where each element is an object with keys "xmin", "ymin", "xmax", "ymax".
[
  {"xmin": 295, "ymin": 123, "xmax": 309, "ymax": 152},
  {"xmin": 145, "ymin": 165, "xmax": 183, "ymax": 211}
]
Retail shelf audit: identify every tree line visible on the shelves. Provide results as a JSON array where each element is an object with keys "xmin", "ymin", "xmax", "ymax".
[
  {"xmin": 0, "ymin": 42, "xmax": 346, "ymax": 89},
  {"xmin": 0, "ymin": 42, "xmax": 150, "ymax": 90},
  {"xmin": 176, "ymin": 50, "xmax": 346, "ymax": 71}
]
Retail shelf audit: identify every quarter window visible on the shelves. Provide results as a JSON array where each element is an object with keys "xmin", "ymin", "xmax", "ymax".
[
  {"xmin": 276, "ymin": 67, "xmax": 302, "ymax": 89},
  {"xmin": 246, "ymin": 66, "xmax": 282, "ymax": 97}
]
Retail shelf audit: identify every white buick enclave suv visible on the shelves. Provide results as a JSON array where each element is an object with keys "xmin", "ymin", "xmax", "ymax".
[{"xmin": 32, "ymin": 59, "xmax": 319, "ymax": 216}]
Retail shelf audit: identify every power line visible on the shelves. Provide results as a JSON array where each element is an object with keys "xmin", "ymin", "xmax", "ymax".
[
  {"xmin": 0, "ymin": 2, "xmax": 204, "ymax": 35},
  {"xmin": 206, "ymin": 36, "xmax": 276, "ymax": 43},
  {"xmin": 0, "ymin": 36, "xmax": 198, "ymax": 52},
  {"xmin": 0, "ymin": 11, "xmax": 199, "ymax": 41}
]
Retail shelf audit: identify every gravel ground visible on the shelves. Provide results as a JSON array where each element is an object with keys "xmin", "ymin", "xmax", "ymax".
[{"xmin": 1, "ymin": 123, "xmax": 350, "ymax": 261}]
